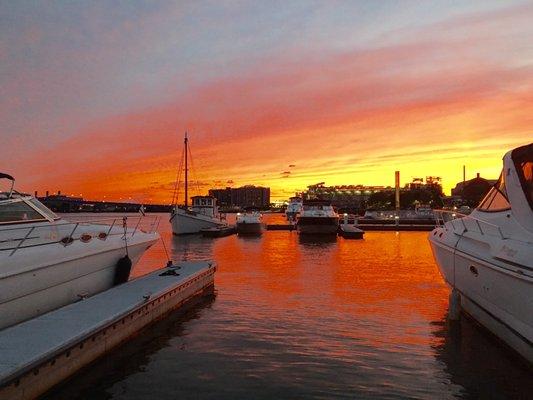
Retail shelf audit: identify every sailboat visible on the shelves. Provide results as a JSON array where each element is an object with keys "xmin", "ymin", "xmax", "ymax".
[{"xmin": 169, "ymin": 133, "xmax": 227, "ymax": 235}]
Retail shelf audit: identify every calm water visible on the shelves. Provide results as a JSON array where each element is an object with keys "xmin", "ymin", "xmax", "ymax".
[{"xmin": 47, "ymin": 213, "xmax": 532, "ymax": 399}]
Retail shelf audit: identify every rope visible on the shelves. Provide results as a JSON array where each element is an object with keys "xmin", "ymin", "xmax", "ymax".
[
  {"xmin": 122, "ymin": 216, "xmax": 129, "ymax": 256},
  {"xmin": 171, "ymin": 145, "xmax": 185, "ymax": 206},
  {"xmin": 159, "ymin": 235, "xmax": 172, "ymax": 266},
  {"xmin": 187, "ymin": 139, "xmax": 201, "ymax": 196}
]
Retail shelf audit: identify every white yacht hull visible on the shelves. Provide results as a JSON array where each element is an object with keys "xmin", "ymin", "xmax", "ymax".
[
  {"xmin": 0, "ymin": 237, "xmax": 157, "ymax": 330},
  {"xmin": 236, "ymin": 222, "xmax": 263, "ymax": 234},
  {"xmin": 429, "ymin": 236, "xmax": 533, "ymax": 364},
  {"xmin": 297, "ymin": 217, "xmax": 339, "ymax": 235},
  {"xmin": 170, "ymin": 209, "xmax": 225, "ymax": 235},
  {"xmin": 285, "ymin": 211, "xmax": 299, "ymax": 221}
]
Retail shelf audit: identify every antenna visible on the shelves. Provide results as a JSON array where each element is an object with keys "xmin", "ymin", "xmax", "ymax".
[{"xmin": 184, "ymin": 132, "xmax": 188, "ymax": 207}]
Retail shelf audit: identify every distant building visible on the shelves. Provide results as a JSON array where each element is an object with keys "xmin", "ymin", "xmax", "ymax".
[
  {"xmin": 451, "ymin": 173, "xmax": 497, "ymax": 206},
  {"xmin": 302, "ymin": 182, "xmax": 393, "ymax": 209},
  {"xmin": 209, "ymin": 185, "xmax": 270, "ymax": 209},
  {"xmin": 301, "ymin": 178, "xmax": 443, "ymax": 210}
]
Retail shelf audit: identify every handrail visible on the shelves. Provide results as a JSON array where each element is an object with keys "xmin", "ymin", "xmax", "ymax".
[
  {"xmin": 433, "ymin": 209, "xmax": 506, "ymax": 240},
  {"xmin": 9, "ymin": 226, "xmax": 34, "ymax": 256},
  {"xmin": 0, "ymin": 215, "xmax": 160, "ymax": 255}
]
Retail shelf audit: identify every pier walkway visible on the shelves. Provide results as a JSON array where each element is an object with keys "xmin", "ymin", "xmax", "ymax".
[{"xmin": 0, "ymin": 260, "xmax": 216, "ymax": 400}]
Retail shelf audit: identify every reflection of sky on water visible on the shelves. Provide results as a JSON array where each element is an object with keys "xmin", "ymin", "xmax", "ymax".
[{"xmin": 50, "ymin": 213, "xmax": 532, "ymax": 399}]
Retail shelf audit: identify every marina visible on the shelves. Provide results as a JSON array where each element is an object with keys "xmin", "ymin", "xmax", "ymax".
[
  {"xmin": 39, "ymin": 215, "xmax": 532, "ymax": 399},
  {"xmin": 1, "ymin": 2, "xmax": 532, "ymax": 399}
]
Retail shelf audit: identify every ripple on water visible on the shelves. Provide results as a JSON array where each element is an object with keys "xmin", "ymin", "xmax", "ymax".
[{"xmin": 45, "ymin": 214, "xmax": 533, "ymax": 400}]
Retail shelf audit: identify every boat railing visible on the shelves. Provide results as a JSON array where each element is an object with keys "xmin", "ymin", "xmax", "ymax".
[
  {"xmin": 0, "ymin": 215, "xmax": 160, "ymax": 256},
  {"xmin": 434, "ymin": 209, "xmax": 506, "ymax": 239}
]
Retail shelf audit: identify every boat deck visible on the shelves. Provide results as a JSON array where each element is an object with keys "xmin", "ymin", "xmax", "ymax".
[{"xmin": 0, "ymin": 260, "xmax": 216, "ymax": 400}]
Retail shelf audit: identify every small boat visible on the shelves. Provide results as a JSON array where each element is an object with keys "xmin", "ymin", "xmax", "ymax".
[
  {"xmin": 0, "ymin": 173, "xmax": 159, "ymax": 331},
  {"xmin": 236, "ymin": 212, "xmax": 263, "ymax": 235},
  {"xmin": 285, "ymin": 196, "xmax": 303, "ymax": 221},
  {"xmin": 200, "ymin": 226, "xmax": 236, "ymax": 238},
  {"xmin": 428, "ymin": 142, "xmax": 533, "ymax": 363},
  {"xmin": 339, "ymin": 224, "xmax": 365, "ymax": 239},
  {"xmin": 170, "ymin": 133, "xmax": 227, "ymax": 235},
  {"xmin": 297, "ymin": 199, "xmax": 339, "ymax": 235}
]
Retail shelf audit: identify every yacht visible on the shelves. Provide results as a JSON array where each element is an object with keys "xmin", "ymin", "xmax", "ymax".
[
  {"xmin": 236, "ymin": 212, "xmax": 263, "ymax": 235},
  {"xmin": 285, "ymin": 196, "xmax": 303, "ymax": 221},
  {"xmin": 170, "ymin": 133, "xmax": 226, "ymax": 235},
  {"xmin": 0, "ymin": 173, "xmax": 159, "ymax": 331},
  {"xmin": 429, "ymin": 143, "xmax": 532, "ymax": 363},
  {"xmin": 297, "ymin": 200, "xmax": 339, "ymax": 234}
]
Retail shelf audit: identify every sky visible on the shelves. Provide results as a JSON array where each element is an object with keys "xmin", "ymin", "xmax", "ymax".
[{"xmin": 1, "ymin": 0, "xmax": 532, "ymax": 203}]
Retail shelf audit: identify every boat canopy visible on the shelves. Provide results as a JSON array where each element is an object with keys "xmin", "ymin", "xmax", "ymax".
[{"xmin": 494, "ymin": 143, "xmax": 533, "ymax": 231}]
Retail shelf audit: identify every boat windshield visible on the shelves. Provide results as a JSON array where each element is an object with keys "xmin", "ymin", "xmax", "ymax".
[
  {"xmin": 28, "ymin": 198, "xmax": 58, "ymax": 219},
  {"xmin": 0, "ymin": 200, "xmax": 47, "ymax": 224},
  {"xmin": 477, "ymin": 171, "xmax": 511, "ymax": 212},
  {"xmin": 512, "ymin": 144, "xmax": 533, "ymax": 211}
]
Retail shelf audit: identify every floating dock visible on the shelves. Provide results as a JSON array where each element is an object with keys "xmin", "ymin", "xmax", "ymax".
[
  {"xmin": 266, "ymin": 224, "xmax": 295, "ymax": 231},
  {"xmin": 356, "ymin": 224, "xmax": 434, "ymax": 231},
  {"xmin": 0, "ymin": 260, "xmax": 216, "ymax": 400},
  {"xmin": 200, "ymin": 226, "xmax": 236, "ymax": 238},
  {"xmin": 338, "ymin": 225, "xmax": 365, "ymax": 239}
]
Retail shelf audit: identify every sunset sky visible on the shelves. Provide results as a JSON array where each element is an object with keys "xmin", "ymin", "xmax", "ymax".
[{"xmin": 1, "ymin": 1, "xmax": 532, "ymax": 203}]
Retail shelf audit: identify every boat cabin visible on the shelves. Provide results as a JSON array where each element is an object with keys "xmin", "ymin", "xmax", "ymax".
[
  {"xmin": 302, "ymin": 199, "xmax": 334, "ymax": 211},
  {"xmin": 191, "ymin": 196, "xmax": 219, "ymax": 218}
]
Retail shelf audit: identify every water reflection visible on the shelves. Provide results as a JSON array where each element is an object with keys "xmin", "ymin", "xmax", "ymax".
[
  {"xmin": 42, "ymin": 294, "xmax": 216, "ymax": 400},
  {"xmin": 432, "ymin": 314, "xmax": 533, "ymax": 399},
  {"xmin": 52, "ymin": 214, "xmax": 531, "ymax": 399},
  {"xmin": 171, "ymin": 234, "xmax": 215, "ymax": 262},
  {"xmin": 297, "ymin": 234, "xmax": 338, "ymax": 247}
]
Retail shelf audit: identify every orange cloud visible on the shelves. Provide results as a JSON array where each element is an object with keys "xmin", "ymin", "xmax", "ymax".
[{"xmin": 10, "ymin": 5, "xmax": 533, "ymax": 203}]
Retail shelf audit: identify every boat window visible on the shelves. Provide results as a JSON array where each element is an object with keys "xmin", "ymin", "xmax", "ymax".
[
  {"xmin": 0, "ymin": 201, "xmax": 46, "ymax": 223},
  {"xmin": 477, "ymin": 171, "xmax": 510, "ymax": 212},
  {"xmin": 512, "ymin": 143, "xmax": 533, "ymax": 210},
  {"xmin": 516, "ymin": 160, "xmax": 533, "ymax": 210},
  {"xmin": 29, "ymin": 198, "xmax": 58, "ymax": 219}
]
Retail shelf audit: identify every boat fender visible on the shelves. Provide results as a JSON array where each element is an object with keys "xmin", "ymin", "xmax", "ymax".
[{"xmin": 114, "ymin": 255, "xmax": 132, "ymax": 285}]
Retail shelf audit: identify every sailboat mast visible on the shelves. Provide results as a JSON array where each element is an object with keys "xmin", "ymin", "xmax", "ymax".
[{"xmin": 184, "ymin": 132, "xmax": 188, "ymax": 207}]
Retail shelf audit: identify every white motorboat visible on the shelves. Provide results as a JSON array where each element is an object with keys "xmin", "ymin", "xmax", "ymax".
[
  {"xmin": 285, "ymin": 196, "xmax": 303, "ymax": 221},
  {"xmin": 0, "ymin": 173, "xmax": 160, "ymax": 330},
  {"xmin": 428, "ymin": 143, "xmax": 533, "ymax": 363},
  {"xmin": 236, "ymin": 212, "xmax": 263, "ymax": 235},
  {"xmin": 170, "ymin": 133, "xmax": 226, "ymax": 235},
  {"xmin": 297, "ymin": 200, "xmax": 339, "ymax": 234}
]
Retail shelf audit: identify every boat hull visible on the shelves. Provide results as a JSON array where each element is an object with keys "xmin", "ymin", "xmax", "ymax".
[
  {"xmin": 236, "ymin": 222, "xmax": 263, "ymax": 235},
  {"xmin": 297, "ymin": 217, "xmax": 339, "ymax": 235},
  {"xmin": 285, "ymin": 211, "xmax": 299, "ymax": 221},
  {"xmin": 0, "ymin": 238, "xmax": 156, "ymax": 331},
  {"xmin": 429, "ymin": 234, "xmax": 533, "ymax": 364},
  {"xmin": 170, "ymin": 209, "xmax": 225, "ymax": 235}
]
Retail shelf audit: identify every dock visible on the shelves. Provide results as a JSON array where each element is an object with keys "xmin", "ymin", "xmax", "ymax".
[
  {"xmin": 266, "ymin": 224, "xmax": 295, "ymax": 231},
  {"xmin": 356, "ymin": 223, "xmax": 435, "ymax": 231},
  {"xmin": 0, "ymin": 260, "xmax": 216, "ymax": 400},
  {"xmin": 200, "ymin": 226, "xmax": 236, "ymax": 238}
]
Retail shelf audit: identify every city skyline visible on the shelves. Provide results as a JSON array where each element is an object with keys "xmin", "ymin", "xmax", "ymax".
[{"xmin": 1, "ymin": 1, "xmax": 532, "ymax": 202}]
